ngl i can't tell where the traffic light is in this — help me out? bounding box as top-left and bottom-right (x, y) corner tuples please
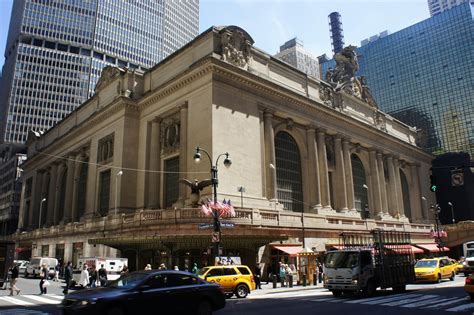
(430, 175), (438, 192)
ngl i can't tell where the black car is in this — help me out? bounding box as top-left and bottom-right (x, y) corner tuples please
(62, 270), (226, 315)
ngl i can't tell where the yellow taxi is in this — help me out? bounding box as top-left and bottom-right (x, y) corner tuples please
(465, 273), (474, 300)
(456, 258), (466, 274)
(198, 265), (256, 298)
(415, 257), (456, 283)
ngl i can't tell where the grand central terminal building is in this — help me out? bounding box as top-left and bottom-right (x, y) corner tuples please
(15, 26), (437, 273)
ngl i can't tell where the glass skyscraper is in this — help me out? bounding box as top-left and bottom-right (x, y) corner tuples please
(322, 3), (474, 156)
(0, 0), (199, 145)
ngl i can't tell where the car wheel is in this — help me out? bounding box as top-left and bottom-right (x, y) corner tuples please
(196, 300), (212, 315)
(392, 285), (406, 293)
(450, 272), (455, 281)
(107, 307), (124, 315)
(235, 284), (249, 298)
(437, 274), (441, 283)
(331, 290), (343, 297)
(225, 293), (233, 299)
(363, 280), (376, 298)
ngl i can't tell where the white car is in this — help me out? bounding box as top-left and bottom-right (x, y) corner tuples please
(14, 260), (29, 275)
(25, 257), (58, 278)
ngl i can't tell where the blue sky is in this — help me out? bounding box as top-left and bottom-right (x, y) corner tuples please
(0, 0), (429, 69)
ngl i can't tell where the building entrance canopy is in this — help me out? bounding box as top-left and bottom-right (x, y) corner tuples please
(415, 243), (450, 252)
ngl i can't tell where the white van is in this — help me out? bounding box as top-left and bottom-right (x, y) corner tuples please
(25, 257), (58, 278)
(72, 257), (128, 285)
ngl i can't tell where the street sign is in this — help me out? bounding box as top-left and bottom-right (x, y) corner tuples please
(220, 222), (235, 229)
(198, 223), (213, 230)
(451, 172), (464, 187)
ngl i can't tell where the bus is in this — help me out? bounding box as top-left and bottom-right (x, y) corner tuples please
(463, 241), (474, 276)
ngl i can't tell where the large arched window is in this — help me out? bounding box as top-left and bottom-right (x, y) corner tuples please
(275, 132), (303, 212)
(57, 169), (67, 224)
(400, 170), (412, 219)
(75, 161), (88, 221)
(351, 154), (368, 212)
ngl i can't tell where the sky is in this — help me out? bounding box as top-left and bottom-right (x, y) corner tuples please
(0, 0), (430, 69)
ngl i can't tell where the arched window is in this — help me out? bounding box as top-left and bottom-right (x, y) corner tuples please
(75, 161), (88, 221)
(351, 154), (368, 212)
(275, 132), (303, 212)
(400, 170), (412, 219)
(57, 168), (67, 223)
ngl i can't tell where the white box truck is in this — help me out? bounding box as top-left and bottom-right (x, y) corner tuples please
(72, 257), (128, 286)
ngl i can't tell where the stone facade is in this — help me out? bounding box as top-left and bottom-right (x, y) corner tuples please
(15, 26), (436, 272)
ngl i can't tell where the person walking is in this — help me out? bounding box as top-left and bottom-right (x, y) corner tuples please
(53, 263), (60, 282)
(98, 264), (107, 287)
(144, 264), (152, 270)
(121, 265), (129, 276)
(39, 263), (49, 294)
(9, 264), (20, 296)
(191, 263), (198, 274)
(89, 266), (98, 288)
(79, 264), (89, 288)
(173, 266), (179, 271)
(63, 262), (73, 294)
(254, 264), (262, 289)
(317, 262), (323, 284)
(279, 263), (286, 287)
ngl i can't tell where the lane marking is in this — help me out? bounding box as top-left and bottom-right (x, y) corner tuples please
(362, 294), (422, 305)
(401, 297), (452, 308)
(382, 295), (438, 307)
(445, 303), (474, 312)
(345, 293), (406, 304)
(22, 295), (62, 304)
(0, 296), (35, 306)
(423, 297), (470, 309)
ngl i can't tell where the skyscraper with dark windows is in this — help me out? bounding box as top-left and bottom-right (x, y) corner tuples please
(0, 0), (199, 146)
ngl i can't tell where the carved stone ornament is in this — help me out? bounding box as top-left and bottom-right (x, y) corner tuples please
(94, 66), (126, 93)
(97, 133), (114, 163)
(374, 111), (387, 132)
(161, 116), (180, 155)
(219, 26), (254, 69)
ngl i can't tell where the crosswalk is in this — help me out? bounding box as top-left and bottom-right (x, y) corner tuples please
(0, 293), (63, 307)
(249, 290), (474, 313)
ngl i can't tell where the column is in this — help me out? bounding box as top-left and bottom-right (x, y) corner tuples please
(334, 136), (348, 211)
(394, 158), (405, 217)
(386, 156), (399, 217)
(53, 163), (65, 225)
(306, 128), (321, 209)
(71, 155), (82, 222)
(410, 164), (423, 221)
(29, 172), (40, 227)
(46, 163), (58, 226)
(264, 111), (277, 200)
(177, 102), (188, 207)
(85, 143), (98, 219)
(148, 118), (162, 208)
(39, 171), (49, 227)
(377, 152), (389, 215)
(317, 130), (331, 208)
(17, 178), (28, 230)
(342, 139), (355, 211)
(63, 156), (75, 223)
(369, 150), (382, 216)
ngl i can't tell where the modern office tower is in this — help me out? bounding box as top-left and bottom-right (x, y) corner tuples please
(0, 0), (199, 146)
(322, 3), (474, 156)
(328, 12), (344, 54)
(428, 0), (474, 16)
(360, 30), (390, 47)
(274, 38), (320, 78)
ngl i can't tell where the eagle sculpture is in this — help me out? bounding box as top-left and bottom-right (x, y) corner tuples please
(179, 178), (212, 206)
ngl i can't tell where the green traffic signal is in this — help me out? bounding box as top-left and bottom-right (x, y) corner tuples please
(430, 185), (437, 192)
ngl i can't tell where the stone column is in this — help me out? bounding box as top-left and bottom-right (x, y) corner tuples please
(85, 143), (98, 219)
(342, 139), (355, 211)
(317, 130), (331, 208)
(386, 156), (399, 217)
(148, 118), (162, 208)
(264, 111), (277, 201)
(376, 152), (389, 215)
(29, 171), (41, 227)
(369, 150), (382, 217)
(410, 164), (423, 221)
(63, 156), (75, 223)
(306, 128), (321, 210)
(334, 136), (348, 211)
(39, 171), (49, 227)
(53, 163), (65, 225)
(394, 158), (405, 217)
(176, 102), (188, 207)
(46, 163), (58, 226)
(70, 155), (82, 222)
(17, 178), (28, 230)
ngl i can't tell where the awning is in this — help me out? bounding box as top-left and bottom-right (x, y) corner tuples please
(272, 245), (303, 257)
(385, 245), (424, 254)
(415, 243), (450, 252)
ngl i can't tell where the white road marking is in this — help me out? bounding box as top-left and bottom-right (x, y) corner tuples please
(423, 297), (470, 309)
(445, 303), (474, 312)
(401, 297), (450, 308)
(345, 293), (405, 304)
(0, 296), (35, 306)
(382, 295), (438, 307)
(22, 294), (62, 304)
(362, 294), (422, 305)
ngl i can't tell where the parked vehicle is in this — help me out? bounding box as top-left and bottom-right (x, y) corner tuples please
(463, 241), (474, 276)
(198, 265), (256, 298)
(72, 257), (128, 286)
(456, 257), (466, 274)
(465, 274), (474, 300)
(324, 229), (415, 297)
(0, 241), (15, 287)
(415, 257), (455, 283)
(62, 270), (226, 315)
(14, 260), (29, 275)
(25, 257), (58, 278)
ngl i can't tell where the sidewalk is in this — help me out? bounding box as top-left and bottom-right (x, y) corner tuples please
(251, 280), (326, 295)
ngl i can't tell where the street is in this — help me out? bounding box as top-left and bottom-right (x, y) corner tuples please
(0, 275), (472, 314)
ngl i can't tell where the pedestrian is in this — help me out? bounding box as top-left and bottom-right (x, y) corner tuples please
(79, 264), (89, 288)
(89, 266), (98, 288)
(318, 262), (323, 284)
(191, 263), (198, 274)
(144, 264), (152, 270)
(121, 265), (129, 276)
(63, 262), (73, 294)
(254, 264), (262, 289)
(53, 263), (60, 282)
(284, 264), (292, 286)
(39, 263), (49, 294)
(98, 264), (107, 287)
(174, 266), (179, 271)
(9, 264), (20, 296)
(159, 263), (167, 270)
(279, 263), (286, 287)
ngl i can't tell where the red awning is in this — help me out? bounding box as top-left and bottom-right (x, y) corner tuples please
(384, 245), (424, 254)
(272, 245), (303, 257)
(415, 243), (450, 252)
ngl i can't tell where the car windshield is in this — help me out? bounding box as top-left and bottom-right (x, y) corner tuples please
(415, 260), (438, 268)
(325, 251), (359, 269)
(466, 250), (474, 258)
(30, 258), (40, 265)
(107, 273), (147, 289)
(197, 267), (210, 276)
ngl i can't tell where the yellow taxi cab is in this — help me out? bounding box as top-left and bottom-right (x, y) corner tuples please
(456, 257), (466, 274)
(415, 257), (456, 283)
(465, 273), (474, 300)
(198, 265), (256, 298)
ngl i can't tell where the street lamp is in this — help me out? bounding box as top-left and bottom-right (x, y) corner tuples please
(362, 184), (369, 220)
(430, 204), (442, 253)
(39, 198), (46, 228)
(193, 146), (231, 261)
(115, 170), (123, 215)
(448, 201), (455, 224)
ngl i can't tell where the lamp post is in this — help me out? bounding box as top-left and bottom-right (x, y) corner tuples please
(362, 184), (369, 220)
(448, 201), (455, 224)
(115, 170), (123, 216)
(193, 146), (231, 261)
(430, 204), (442, 253)
(39, 198), (46, 228)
